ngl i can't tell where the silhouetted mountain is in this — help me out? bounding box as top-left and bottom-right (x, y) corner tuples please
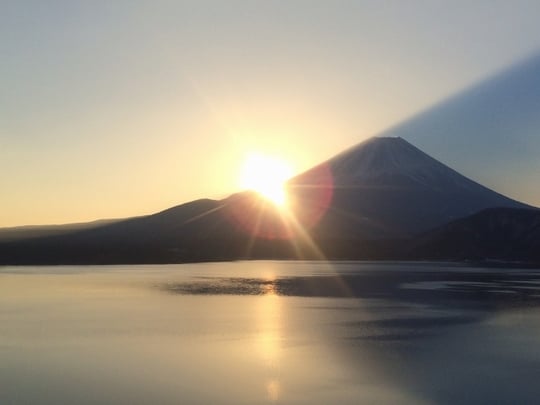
(410, 208), (540, 263)
(289, 137), (529, 238)
(0, 195), (301, 264)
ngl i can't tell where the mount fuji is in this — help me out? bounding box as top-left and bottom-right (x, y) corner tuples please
(289, 136), (529, 239)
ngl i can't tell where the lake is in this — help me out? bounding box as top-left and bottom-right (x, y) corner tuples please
(2, 261), (540, 404)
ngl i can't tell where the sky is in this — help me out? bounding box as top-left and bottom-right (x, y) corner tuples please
(2, 0), (540, 227)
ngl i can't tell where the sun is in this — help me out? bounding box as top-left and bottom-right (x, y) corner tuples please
(239, 153), (293, 206)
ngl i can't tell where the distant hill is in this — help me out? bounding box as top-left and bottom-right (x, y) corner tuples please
(410, 208), (540, 263)
(0, 219), (122, 242)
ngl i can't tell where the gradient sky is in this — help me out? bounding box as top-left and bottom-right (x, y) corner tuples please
(2, 0), (540, 227)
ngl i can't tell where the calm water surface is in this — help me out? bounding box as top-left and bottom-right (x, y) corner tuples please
(2, 261), (540, 404)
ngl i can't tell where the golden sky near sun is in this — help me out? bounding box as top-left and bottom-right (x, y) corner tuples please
(2, 1), (540, 226)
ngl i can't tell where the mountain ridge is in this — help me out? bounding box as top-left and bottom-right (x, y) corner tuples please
(1, 136), (536, 265)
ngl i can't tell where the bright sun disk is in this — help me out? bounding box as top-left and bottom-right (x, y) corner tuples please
(239, 153), (293, 206)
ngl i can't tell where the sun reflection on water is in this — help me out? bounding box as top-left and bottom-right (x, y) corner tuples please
(256, 277), (282, 401)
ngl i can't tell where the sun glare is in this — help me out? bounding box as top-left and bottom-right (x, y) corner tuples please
(239, 153), (293, 206)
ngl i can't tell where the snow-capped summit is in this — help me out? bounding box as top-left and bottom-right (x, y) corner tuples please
(326, 136), (495, 191)
(289, 136), (530, 237)
(328, 137), (470, 188)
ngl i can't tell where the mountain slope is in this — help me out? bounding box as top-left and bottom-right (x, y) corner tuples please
(0, 195), (300, 264)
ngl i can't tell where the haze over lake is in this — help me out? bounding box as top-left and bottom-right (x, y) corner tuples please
(2, 261), (540, 404)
